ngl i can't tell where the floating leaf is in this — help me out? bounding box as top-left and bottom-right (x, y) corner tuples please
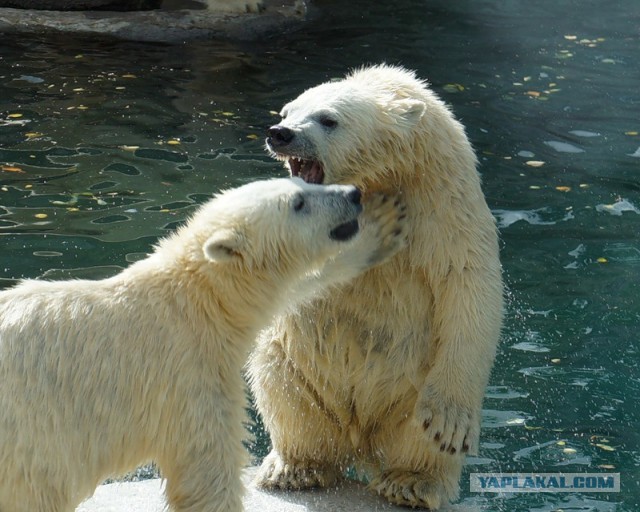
(556, 440), (566, 446)
(597, 257), (608, 263)
(269, 110), (279, 116)
(625, 131), (638, 136)
(526, 91), (541, 98)
(7, 113), (23, 118)
(564, 34), (577, 40)
(167, 140), (181, 145)
(526, 160), (546, 167)
(25, 132), (43, 138)
(73, 88), (85, 92)
(121, 74), (137, 79)
(556, 186), (571, 192)
(563, 448), (577, 454)
(34, 213), (48, 219)
(551, 358), (561, 363)
(221, 111), (235, 117)
(2, 165), (25, 173)
(246, 134), (259, 140)
(595, 443), (615, 451)
(443, 83), (465, 93)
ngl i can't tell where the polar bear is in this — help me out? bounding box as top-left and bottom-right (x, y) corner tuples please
(248, 65), (504, 509)
(0, 177), (406, 512)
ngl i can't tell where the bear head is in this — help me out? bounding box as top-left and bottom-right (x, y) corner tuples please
(266, 64), (436, 190)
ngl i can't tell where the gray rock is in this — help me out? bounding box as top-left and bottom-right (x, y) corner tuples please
(0, 0), (305, 42)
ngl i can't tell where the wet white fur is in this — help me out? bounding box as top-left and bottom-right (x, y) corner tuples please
(249, 64), (504, 509)
(0, 177), (388, 512)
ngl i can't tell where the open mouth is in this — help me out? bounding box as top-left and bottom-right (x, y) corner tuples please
(329, 218), (359, 241)
(288, 157), (325, 184)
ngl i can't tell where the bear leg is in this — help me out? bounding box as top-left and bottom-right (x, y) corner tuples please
(248, 336), (352, 491)
(368, 418), (463, 509)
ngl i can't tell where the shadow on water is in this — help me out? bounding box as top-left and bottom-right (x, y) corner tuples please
(1, 0), (639, 509)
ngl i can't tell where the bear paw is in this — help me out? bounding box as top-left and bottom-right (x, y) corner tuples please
(254, 450), (339, 490)
(370, 469), (443, 509)
(414, 385), (480, 455)
(360, 192), (408, 267)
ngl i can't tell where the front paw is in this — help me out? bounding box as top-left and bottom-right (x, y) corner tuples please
(360, 192), (408, 267)
(254, 450), (339, 490)
(414, 386), (480, 455)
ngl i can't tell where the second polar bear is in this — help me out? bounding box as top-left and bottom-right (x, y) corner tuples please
(248, 65), (504, 509)
(0, 177), (406, 512)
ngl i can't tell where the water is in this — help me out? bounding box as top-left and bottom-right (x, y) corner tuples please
(1, 0), (639, 510)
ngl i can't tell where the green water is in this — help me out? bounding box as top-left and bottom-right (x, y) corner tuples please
(1, 0), (639, 510)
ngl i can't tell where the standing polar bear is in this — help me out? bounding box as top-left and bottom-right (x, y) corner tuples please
(248, 65), (504, 509)
(0, 177), (406, 512)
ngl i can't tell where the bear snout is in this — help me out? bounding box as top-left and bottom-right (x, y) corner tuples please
(267, 125), (295, 148)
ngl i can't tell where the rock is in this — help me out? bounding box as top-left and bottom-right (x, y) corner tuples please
(0, 0), (306, 42)
(0, 0), (161, 11)
(76, 467), (408, 512)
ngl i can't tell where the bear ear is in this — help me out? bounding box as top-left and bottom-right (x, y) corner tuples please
(203, 228), (246, 263)
(392, 98), (426, 127)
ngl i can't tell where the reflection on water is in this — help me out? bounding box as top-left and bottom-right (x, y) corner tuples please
(1, 0), (639, 509)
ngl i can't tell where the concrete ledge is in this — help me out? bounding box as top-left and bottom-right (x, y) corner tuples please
(0, 0), (306, 42)
(76, 467), (409, 512)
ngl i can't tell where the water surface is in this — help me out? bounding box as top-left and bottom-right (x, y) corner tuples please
(1, 1), (639, 510)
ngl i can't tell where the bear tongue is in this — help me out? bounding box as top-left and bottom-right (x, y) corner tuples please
(301, 159), (324, 184)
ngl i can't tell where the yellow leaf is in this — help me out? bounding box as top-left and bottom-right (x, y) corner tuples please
(221, 112), (235, 117)
(443, 83), (465, 93)
(556, 186), (571, 192)
(2, 165), (25, 173)
(121, 74), (137, 79)
(526, 91), (541, 97)
(597, 257), (608, 264)
(563, 448), (577, 454)
(526, 160), (545, 167)
(7, 113), (23, 118)
(551, 358), (561, 363)
(34, 213), (48, 219)
(556, 441), (566, 446)
(595, 443), (615, 451)
(25, 132), (43, 138)
(246, 134), (259, 140)
(564, 34), (577, 40)
(625, 131), (638, 136)
(167, 140), (181, 145)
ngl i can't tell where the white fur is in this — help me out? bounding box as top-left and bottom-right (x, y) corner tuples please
(249, 64), (504, 509)
(0, 177), (403, 512)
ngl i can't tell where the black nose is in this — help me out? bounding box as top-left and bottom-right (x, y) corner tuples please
(267, 125), (294, 147)
(348, 187), (362, 205)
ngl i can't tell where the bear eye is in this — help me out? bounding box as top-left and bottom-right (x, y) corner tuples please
(319, 115), (338, 129)
(292, 194), (305, 212)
